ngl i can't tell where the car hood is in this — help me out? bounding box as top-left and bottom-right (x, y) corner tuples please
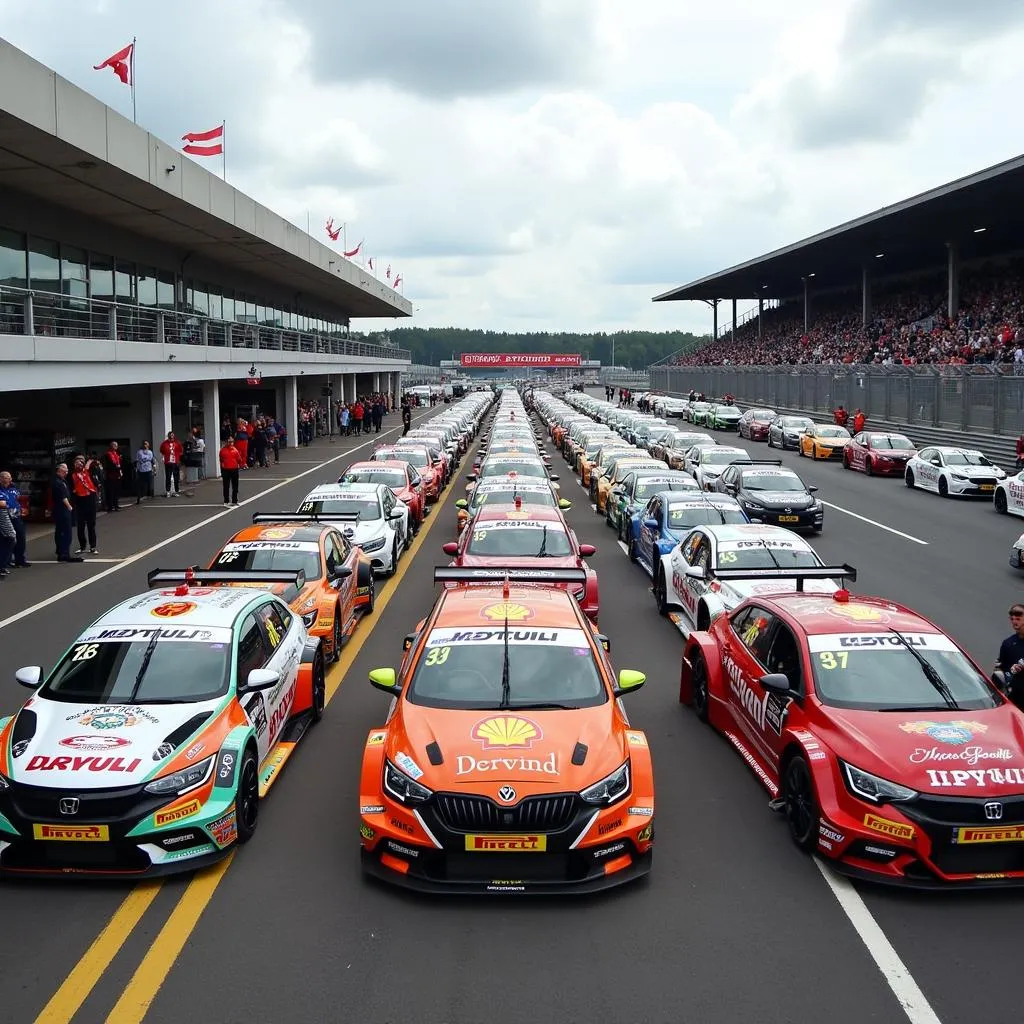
(870, 449), (914, 460)
(7, 697), (224, 788)
(389, 704), (627, 793)
(814, 438), (849, 447)
(344, 519), (390, 543)
(943, 465), (1000, 478)
(745, 491), (814, 507)
(822, 705), (1024, 795)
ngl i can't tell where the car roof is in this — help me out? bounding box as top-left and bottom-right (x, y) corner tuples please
(698, 523), (810, 545)
(93, 586), (266, 636)
(658, 491), (740, 507)
(927, 446), (983, 455)
(753, 592), (941, 638)
(304, 482), (383, 498)
(432, 584), (583, 631)
(225, 524), (327, 546)
(472, 504), (564, 524)
(346, 460), (408, 471)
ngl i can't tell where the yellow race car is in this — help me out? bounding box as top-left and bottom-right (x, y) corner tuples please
(799, 424), (852, 460)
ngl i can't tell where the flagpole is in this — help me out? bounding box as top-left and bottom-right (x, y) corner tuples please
(130, 36), (137, 123)
(221, 120), (226, 181)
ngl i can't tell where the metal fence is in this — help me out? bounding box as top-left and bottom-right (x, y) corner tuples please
(600, 368), (651, 388)
(649, 363), (1024, 439)
(0, 285), (411, 363)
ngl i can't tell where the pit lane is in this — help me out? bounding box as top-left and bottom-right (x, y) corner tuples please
(0, 391), (1015, 1024)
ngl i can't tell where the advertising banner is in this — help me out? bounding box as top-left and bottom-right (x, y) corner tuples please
(459, 353), (582, 368)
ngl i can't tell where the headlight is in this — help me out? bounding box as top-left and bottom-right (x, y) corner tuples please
(302, 611), (317, 627)
(362, 535), (387, 552)
(383, 759), (432, 805)
(0, 772), (9, 791)
(841, 761), (916, 804)
(950, 473), (968, 481)
(580, 761), (631, 806)
(742, 499), (764, 510)
(144, 755), (215, 796)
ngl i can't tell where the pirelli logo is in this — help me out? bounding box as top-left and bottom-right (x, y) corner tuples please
(32, 823), (109, 842)
(464, 834), (547, 853)
(955, 824), (1024, 845)
(154, 798), (202, 828)
(862, 813), (915, 842)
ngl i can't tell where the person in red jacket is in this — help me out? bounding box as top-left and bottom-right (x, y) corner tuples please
(70, 455), (99, 554)
(1016, 432), (1024, 472)
(159, 431), (184, 497)
(220, 437), (243, 505)
(234, 419), (249, 468)
(853, 408), (866, 434)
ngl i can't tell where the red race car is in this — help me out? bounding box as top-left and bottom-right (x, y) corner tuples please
(679, 565), (1024, 887)
(842, 431), (916, 476)
(737, 408), (776, 441)
(440, 504), (599, 622)
(341, 460), (427, 535)
(373, 443), (447, 501)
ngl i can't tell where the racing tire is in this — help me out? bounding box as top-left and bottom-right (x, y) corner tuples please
(782, 755), (820, 853)
(310, 648), (326, 723)
(617, 516), (626, 543)
(331, 610), (343, 662)
(655, 571), (669, 616)
(627, 536), (638, 562)
(767, 434), (774, 448)
(866, 457), (874, 476)
(387, 538), (399, 576)
(691, 651), (710, 723)
(905, 469), (914, 488)
(235, 747), (260, 845)
(996, 490), (1008, 515)
(938, 477), (949, 498)
(843, 452), (851, 470)
(364, 572), (376, 613)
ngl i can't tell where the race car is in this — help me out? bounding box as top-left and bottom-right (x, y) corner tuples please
(341, 460), (427, 533)
(737, 408), (776, 441)
(581, 443), (635, 489)
(678, 575), (1024, 887)
(684, 445), (751, 490)
(298, 483), (408, 575)
(843, 431), (917, 475)
(662, 433), (716, 471)
(714, 462), (823, 533)
(469, 455), (556, 491)
(904, 446), (1006, 498)
(626, 492), (747, 574)
(652, 523), (839, 630)
(706, 403), (742, 430)
(455, 476), (571, 534)
(441, 504), (599, 621)
(687, 401), (712, 426)
(0, 568), (326, 877)
(767, 416), (814, 451)
(594, 455), (664, 514)
(994, 471), (1024, 518)
(358, 567), (654, 894)
(799, 424), (851, 461)
(208, 516), (375, 661)
(605, 469), (698, 540)
(373, 443), (446, 499)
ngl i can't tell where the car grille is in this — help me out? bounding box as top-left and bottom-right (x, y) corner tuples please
(433, 793), (579, 832)
(904, 794), (1024, 826)
(2, 840), (151, 873)
(9, 782), (167, 824)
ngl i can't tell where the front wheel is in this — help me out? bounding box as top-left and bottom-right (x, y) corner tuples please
(331, 611), (343, 662)
(627, 536), (638, 562)
(387, 537), (399, 576)
(655, 572), (669, 616)
(905, 469), (915, 489)
(783, 755), (819, 852)
(691, 651), (710, 723)
(938, 477), (949, 498)
(996, 490), (1008, 514)
(235, 748), (260, 845)
(310, 649), (326, 723)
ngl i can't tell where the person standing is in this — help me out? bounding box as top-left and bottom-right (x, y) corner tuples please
(853, 408), (866, 434)
(401, 398), (412, 436)
(0, 495), (15, 579)
(352, 399), (364, 436)
(160, 430), (183, 497)
(102, 441), (122, 512)
(234, 419), (249, 467)
(191, 426), (207, 481)
(372, 398), (384, 433)
(71, 455), (98, 554)
(252, 418), (268, 469)
(0, 470), (29, 567)
(135, 441), (155, 502)
(52, 463), (80, 563)
(265, 419), (279, 464)
(339, 403), (350, 437)
(996, 604), (1024, 709)
(220, 436), (242, 506)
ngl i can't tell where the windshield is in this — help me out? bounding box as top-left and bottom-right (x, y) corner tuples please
(652, 429), (677, 443)
(472, 488), (554, 509)
(466, 524), (572, 557)
(668, 505), (747, 527)
(690, 403), (709, 412)
(749, 410), (774, 420)
(716, 545), (820, 570)
(634, 478), (694, 499)
(808, 635), (998, 711)
(42, 637), (230, 704)
(379, 449), (429, 468)
(213, 545), (321, 580)
(782, 418), (813, 429)
(299, 497), (381, 520)
(342, 469), (407, 488)
(481, 461), (546, 478)
(408, 627), (606, 709)
(742, 473), (805, 492)
(717, 405), (741, 415)
(943, 451), (991, 466)
(869, 435), (914, 450)
(703, 450), (747, 465)
(817, 427), (850, 439)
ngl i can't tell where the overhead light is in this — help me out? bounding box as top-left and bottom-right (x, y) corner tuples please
(807, 272), (816, 278)
(874, 253), (885, 258)
(974, 227), (987, 234)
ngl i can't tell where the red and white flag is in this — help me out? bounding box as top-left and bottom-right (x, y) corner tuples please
(386, 265), (392, 280)
(344, 239), (363, 258)
(394, 275), (402, 289)
(182, 124), (224, 157)
(368, 257), (375, 271)
(325, 218), (342, 241)
(94, 42), (134, 85)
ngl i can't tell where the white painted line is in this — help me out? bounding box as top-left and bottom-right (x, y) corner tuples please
(818, 501), (929, 546)
(814, 860), (942, 1024)
(617, 540), (628, 554)
(0, 413), (436, 633)
(30, 559), (125, 564)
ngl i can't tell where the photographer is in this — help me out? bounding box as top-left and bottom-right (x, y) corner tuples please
(995, 604), (1024, 709)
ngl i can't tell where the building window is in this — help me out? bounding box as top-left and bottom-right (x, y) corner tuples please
(0, 228), (26, 288)
(90, 253), (114, 302)
(157, 270), (174, 310)
(114, 260), (136, 303)
(137, 265), (157, 307)
(62, 245), (88, 302)
(28, 237), (60, 294)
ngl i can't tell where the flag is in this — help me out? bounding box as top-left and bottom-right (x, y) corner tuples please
(368, 257), (375, 271)
(94, 42), (134, 85)
(182, 124), (224, 157)
(325, 218), (341, 242)
(394, 275), (402, 289)
(386, 265), (392, 280)
(344, 239), (363, 258)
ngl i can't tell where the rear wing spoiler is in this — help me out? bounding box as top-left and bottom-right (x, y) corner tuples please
(251, 511), (359, 524)
(691, 563), (857, 591)
(433, 567), (588, 587)
(147, 568), (306, 589)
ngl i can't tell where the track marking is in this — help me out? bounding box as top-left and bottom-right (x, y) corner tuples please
(617, 540), (629, 554)
(31, 883), (163, 1024)
(818, 500), (929, 545)
(814, 861), (942, 1024)
(30, 558), (125, 564)
(0, 410), (437, 634)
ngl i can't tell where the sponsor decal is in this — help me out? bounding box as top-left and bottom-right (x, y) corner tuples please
(32, 823), (110, 841)
(592, 842), (627, 859)
(863, 845), (897, 857)
(260, 528), (296, 540)
(480, 601), (535, 623)
(67, 705), (159, 729)
(598, 818), (622, 836)
(185, 742), (205, 761)
(487, 883), (527, 892)
(910, 745), (1012, 766)
(819, 839), (833, 851)
(261, 746), (289, 789)
(58, 735), (130, 751)
(386, 840), (420, 858)
(465, 834), (547, 852)
(637, 824), (653, 842)
(395, 752), (424, 780)
(366, 733), (386, 746)
(826, 603), (886, 623)
(390, 817), (415, 835)
(628, 806), (653, 817)
(26, 754), (142, 773)
(723, 656), (790, 735)
(87, 627), (222, 643)
(954, 825), (1024, 845)
(360, 804), (385, 814)
(809, 751), (827, 761)
(923, 766), (1024, 788)
(900, 720), (988, 745)
(819, 823), (845, 844)
(472, 715), (542, 750)
(360, 823), (376, 841)
(215, 750), (236, 786)
(456, 753), (558, 776)
(863, 813), (915, 841)
(154, 798), (202, 828)
(975, 873), (1008, 879)
(267, 679), (297, 739)
(461, 352), (581, 368)
(150, 601), (198, 618)
(626, 732), (647, 747)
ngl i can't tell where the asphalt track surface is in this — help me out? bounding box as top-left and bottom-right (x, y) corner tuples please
(1, 391), (1022, 1024)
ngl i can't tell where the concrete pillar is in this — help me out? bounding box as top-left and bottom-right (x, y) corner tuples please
(283, 376), (299, 449)
(202, 379), (221, 479)
(946, 242), (959, 317)
(731, 298), (737, 343)
(150, 381), (172, 451)
(802, 278), (810, 333)
(712, 300), (718, 339)
(392, 372), (402, 410)
(344, 373), (356, 404)
(274, 379), (286, 428)
(862, 267), (872, 326)
(372, 372), (380, 394)
(758, 297), (763, 340)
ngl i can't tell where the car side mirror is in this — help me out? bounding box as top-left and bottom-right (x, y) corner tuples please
(389, 510), (404, 520)
(579, 543), (596, 557)
(808, 485), (818, 493)
(15, 666), (42, 689)
(931, 459), (941, 466)
(455, 498), (468, 509)
(759, 673), (791, 694)
(684, 565), (707, 580)
(548, 473), (559, 481)
(331, 565), (354, 581)
(369, 667), (399, 693)
(442, 542), (459, 555)
(644, 517), (658, 530)
(242, 668), (280, 693)
(466, 473), (477, 481)
(558, 498), (572, 509)
(614, 669), (646, 697)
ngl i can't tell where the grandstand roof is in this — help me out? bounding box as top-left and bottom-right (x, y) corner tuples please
(653, 152), (1024, 303)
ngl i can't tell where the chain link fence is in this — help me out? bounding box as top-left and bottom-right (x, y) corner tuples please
(648, 364), (1024, 439)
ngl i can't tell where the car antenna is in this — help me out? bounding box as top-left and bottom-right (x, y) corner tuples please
(500, 575), (512, 709)
(696, 487), (727, 525)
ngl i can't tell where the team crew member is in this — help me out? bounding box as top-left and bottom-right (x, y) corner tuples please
(402, 399), (412, 436)
(135, 441), (155, 502)
(102, 441), (122, 512)
(70, 455), (98, 554)
(219, 436), (243, 506)
(0, 471), (29, 566)
(52, 464), (80, 563)
(853, 408), (866, 433)
(996, 605), (1024, 709)
(160, 430), (184, 497)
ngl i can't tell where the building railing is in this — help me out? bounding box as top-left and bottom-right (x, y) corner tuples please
(0, 286), (411, 363)
(648, 362), (1024, 438)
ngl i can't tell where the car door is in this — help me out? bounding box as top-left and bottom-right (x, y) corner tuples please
(236, 611), (274, 763)
(672, 529), (710, 622)
(256, 600), (301, 746)
(326, 531), (357, 630)
(638, 496), (661, 565)
(717, 465), (738, 497)
(915, 448), (939, 491)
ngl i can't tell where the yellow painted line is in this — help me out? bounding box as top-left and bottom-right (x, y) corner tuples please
(32, 882), (163, 1024)
(103, 854), (235, 1024)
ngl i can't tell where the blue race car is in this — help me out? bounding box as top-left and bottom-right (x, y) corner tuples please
(626, 490), (748, 576)
(607, 469), (698, 540)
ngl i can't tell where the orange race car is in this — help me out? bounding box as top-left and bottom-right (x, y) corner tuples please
(358, 567), (655, 894)
(207, 514), (375, 662)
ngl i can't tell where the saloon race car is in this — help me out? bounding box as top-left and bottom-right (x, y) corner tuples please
(679, 577), (1024, 887)
(798, 424), (851, 461)
(714, 463), (823, 533)
(738, 408), (777, 442)
(0, 569), (326, 877)
(843, 432), (917, 475)
(904, 446), (1006, 498)
(605, 469), (698, 539)
(684, 445), (751, 491)
(767, 416), (814, 451)
(455, 477), (570, 534)
(358, 568), (654, 894)
(342, 460), (428, 533)
(373, 443), (446, 500)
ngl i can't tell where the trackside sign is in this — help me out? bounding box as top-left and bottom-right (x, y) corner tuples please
(460, 354), (581, 368)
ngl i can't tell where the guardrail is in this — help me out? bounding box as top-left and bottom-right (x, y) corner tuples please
(0, 285), (411, 363)
(600, 369), (650, 388)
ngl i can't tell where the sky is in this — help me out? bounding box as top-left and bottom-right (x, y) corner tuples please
(3, 0), (1024, 336)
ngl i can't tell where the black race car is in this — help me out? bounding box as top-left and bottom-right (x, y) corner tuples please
(713, 460), (823, 533)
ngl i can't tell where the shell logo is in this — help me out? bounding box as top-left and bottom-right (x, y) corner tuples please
(827, 603), (884, 623)
(472, 715), (543, 750)
(481, 602), (534, 622)
(261, 528), (295, 540)
(150, 601), (197, 618)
